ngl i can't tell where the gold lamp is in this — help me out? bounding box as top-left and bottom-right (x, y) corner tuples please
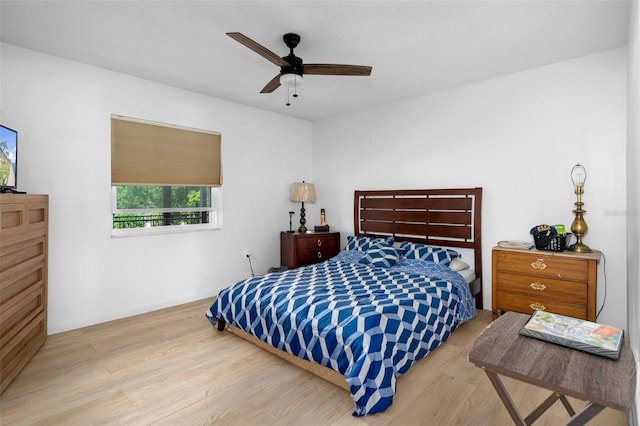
(568, 163), (592, 253)
(290, 181), (316, 233)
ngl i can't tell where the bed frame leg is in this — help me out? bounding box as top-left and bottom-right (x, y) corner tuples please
(469, 277), (483, 310)
(476, 292), (483, 310)
(217, 319), (226, 331)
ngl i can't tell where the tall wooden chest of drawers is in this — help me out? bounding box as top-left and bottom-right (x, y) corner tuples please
(0, 194), (48, 394)
(280, 232), (340, 269)
(492, 246), (600, 321)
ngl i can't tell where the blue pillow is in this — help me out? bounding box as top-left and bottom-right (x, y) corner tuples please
(399, 241), (461, 265)
(345, 235), (394, 251)
(358, 244), (400, 268)
(332, 250), (365, 264)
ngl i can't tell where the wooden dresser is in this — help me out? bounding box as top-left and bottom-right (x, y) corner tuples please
(0, 194), (48, 394)
(280, 232), (340, 269)
(492, 246), (600, 321)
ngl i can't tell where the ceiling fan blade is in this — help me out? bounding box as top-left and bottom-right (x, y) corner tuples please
(260, 74), (282, 93)
(303, 64), (372, 76)
(226, 32), (290, 67)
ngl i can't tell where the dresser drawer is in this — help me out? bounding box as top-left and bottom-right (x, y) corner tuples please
(1, 283), (46, 345)
(495, 272), (587, 304)
(494, 251), (588, 281)
(495, 291), (587, 319)
(0, 310), (46, 393)
(0, 283), (47, 394)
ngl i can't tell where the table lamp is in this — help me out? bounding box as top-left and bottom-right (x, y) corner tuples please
(290, 181), (315, 233)
(568, 163), (592, 253)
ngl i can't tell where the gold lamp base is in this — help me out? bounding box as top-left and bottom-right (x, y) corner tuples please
(568, 242), (592, 253)
(568, 193), (592, 253)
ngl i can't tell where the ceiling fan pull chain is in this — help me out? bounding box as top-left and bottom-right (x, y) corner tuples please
(293, 77), (298, 98)
(286, 86), (291, 106)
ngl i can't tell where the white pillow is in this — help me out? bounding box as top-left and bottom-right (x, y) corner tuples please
(449, 258), (470, 271)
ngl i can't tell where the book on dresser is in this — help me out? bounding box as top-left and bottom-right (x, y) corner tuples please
(519, 310), (623, 360)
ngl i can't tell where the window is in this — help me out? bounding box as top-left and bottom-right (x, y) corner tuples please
(112, 185), (221, 233)
(111, 116), (222, 236)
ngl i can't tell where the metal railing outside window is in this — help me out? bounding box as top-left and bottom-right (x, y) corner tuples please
(112, 185), (221, 235)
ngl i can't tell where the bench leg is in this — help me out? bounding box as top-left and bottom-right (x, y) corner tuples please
(484, 369), (527, 425)
(565, 402), (605, 425)
(484, 369), (605, 426)
(558, 394), (575, 416)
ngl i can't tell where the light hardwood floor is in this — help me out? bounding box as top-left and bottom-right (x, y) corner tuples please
(0, 299), (629, 425)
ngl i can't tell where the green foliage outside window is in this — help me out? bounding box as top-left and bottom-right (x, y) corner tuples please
(113, 185), (212, 229)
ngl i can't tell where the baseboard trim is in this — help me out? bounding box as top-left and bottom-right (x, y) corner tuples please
(47, 291), (216, 334)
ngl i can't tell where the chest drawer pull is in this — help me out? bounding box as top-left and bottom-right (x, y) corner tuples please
(317, 239), (322, 246)
(529, 302), (547, 311)
(317, 252), (323, 259)
(530, 282), (547, 291)
(530, 259), (547, 270)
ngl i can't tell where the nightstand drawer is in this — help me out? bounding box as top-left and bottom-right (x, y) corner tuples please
(495, 291), (587, 319)
(296, 235), (339, 251)
(495, 272), (587, 304)
(494, 251), (588, 281)
(297, 248), (333, 264)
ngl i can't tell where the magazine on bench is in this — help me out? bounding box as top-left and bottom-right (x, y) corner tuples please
(519, 310), (623, 360)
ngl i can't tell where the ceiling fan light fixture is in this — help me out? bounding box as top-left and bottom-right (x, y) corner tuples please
(279, 73), (303, 88)
(227, 32), (372, 99)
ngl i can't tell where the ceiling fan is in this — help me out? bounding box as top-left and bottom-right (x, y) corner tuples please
(227, 32), (372, 102)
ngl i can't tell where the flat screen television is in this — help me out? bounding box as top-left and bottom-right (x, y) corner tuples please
(0, 124), (19, 192)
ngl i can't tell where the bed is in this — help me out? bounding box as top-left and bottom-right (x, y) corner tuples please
(206, 187), (483, 416)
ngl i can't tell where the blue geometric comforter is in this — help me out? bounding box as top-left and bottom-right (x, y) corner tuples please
(206, 258), (475, 416)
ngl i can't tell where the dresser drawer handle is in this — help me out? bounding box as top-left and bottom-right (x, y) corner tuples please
(530, 259), (547, 270)
(317, 252), (323, 259)
(530, 282), (547, 291)
(529, 302), (547, 311)
(317, 239), (322, 246)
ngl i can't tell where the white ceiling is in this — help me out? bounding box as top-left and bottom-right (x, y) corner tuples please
(0, 1), (631, 121)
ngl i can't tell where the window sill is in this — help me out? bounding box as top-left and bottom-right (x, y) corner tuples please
(111, 223), (221, 238)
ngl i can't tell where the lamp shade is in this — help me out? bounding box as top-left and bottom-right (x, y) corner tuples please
(290, 182), (316, 203)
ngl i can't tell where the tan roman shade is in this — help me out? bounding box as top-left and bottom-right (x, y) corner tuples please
(111, 116), (222, 186)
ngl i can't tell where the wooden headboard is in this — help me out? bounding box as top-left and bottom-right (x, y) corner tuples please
(354, 187), (483, 309)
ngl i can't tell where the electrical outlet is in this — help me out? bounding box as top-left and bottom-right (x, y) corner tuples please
(243, 249), (251, 257)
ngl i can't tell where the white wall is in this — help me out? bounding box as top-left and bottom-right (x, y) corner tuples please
(312, 48), (628, 329)
(1, 43), (313, 333)
(626, 1), (639, 422)
(0, 42), (631, 335)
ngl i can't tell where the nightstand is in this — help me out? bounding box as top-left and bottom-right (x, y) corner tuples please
(280, 232), (340, 269)
(492, 246), (601, 321)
